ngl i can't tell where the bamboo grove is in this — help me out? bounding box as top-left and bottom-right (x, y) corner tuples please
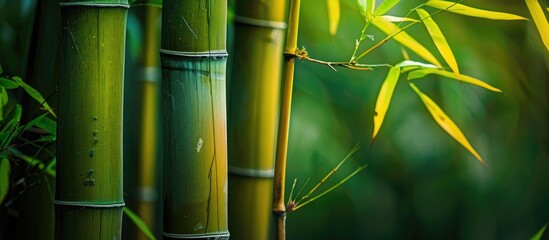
(1, 0), (548, 239)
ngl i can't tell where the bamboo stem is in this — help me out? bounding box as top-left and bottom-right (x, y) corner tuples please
(272, 0), (301, 239)
(227, 0), (286, 239)
(55, 0), (128, 239)
(161, 1), (229, 239)
(135, 5), (161, 240)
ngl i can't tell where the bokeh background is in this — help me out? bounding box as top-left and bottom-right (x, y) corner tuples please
(0, 0), (548, 239)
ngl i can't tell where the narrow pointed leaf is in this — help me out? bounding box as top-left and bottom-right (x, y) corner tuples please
(530, 223), (547, 240)
(367, 0), (376, 15)
(526, 0), (549, 53)
(12, 77), (56, 118)
(0, 78), (19, 89)
(416, 8), (460, 78)
(425, 1), (527, 20)
(327, 0), (340, 36)
(0, 157), (9, 204)
(380, 15), (418, 22)
(372, 66), (400, 140)
(123, 207), (157, 240)
(407, 68), (502, 92)
(409, 83), (486, 165)
(357, 0), (367, 17)
(375, 0), (399, 16)
(397, 60), (440, 72)
(372, 17), (442, 66)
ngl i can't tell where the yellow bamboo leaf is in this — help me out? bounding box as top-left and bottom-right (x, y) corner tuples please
(372, 66), (400, 140)
(425, 1), (527, 20)
(526, 0), (549, 53)
(372, 17), (442, 67)
(409, 83), (486, 165)
(375, 0), (400, 16)
(327, 0), (340, 36)
(416, 8), (460, 78)
(380, 15), (418, 22)
(407, 68), (502, 92)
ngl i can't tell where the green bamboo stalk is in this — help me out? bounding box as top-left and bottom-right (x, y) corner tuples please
(160, 0), (229, 239)
(272, 0), (300, 239)
(227, 0), (286, 239)
(134, 4), (161, 240)
(55, 0), (128, 239)
(15, 0), (61, 239)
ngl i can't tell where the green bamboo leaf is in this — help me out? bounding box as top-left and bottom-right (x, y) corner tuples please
(372, 66), (400, 140)
(407, 68), (502, 92)
(409, 83), (486, 165)
(1, 87), (8, 107)
(34, 115), (56, 135)
(0, 77), (19, 89)
(379, 15), (418, 22)
(372, 17), (442, 66)
(416, 8), (460, 78)
(123, 207), (157, 240)
(0, 105), (22, 149)
(530, 223), (547, 240)
(375, 0), (399, 16)
(356, 0), (376, 17)
(526, 0), (549, 53)
(12, 77), (56, 118)
(0, 157), (9, 204)
(327, 0), (340, 36)
(425, 1), (528, 20)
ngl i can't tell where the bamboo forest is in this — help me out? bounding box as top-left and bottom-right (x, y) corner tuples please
(1, 0), (549, 239)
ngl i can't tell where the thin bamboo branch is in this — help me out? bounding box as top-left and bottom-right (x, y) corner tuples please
(272, 0), (301, 239)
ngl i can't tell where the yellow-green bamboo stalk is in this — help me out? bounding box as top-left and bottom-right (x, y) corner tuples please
(227, 0), (286, 239)
(160, 0), (229, 239)
(56, 0), (128, 239)
(272, 0), (300, 239)
(134, 4), (161, 240)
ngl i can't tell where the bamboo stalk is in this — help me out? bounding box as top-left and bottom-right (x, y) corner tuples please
(55, 0), (128, 239)
(15, 0), (60, 239)
(134, 5), (161, 240)
(272, 0), (301, 239)
(160, 0), (229, 239)
(227, 0), (286, 239)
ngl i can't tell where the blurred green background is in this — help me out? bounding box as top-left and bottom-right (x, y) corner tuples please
(0, 0), (548, 239)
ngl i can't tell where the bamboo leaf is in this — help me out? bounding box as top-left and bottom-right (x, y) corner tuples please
(0, 78), (19, 89)
(327, 0), (340, 36)
(0, 65), (2, 75)
(357, 0), (376, 17)
(372, 17), (442, 66)
(372, 66), (400, 140)
(0, 157), (9, 204)
(416, 8), (460, 78)
(409, 83), (486, 165)
(123, 207), (157, 240)
(1, 87), (7, 107)
(375, 0), (399, 16)
(425, 1), (528, 20)
(530, 223), (547, 240)
(379, 15), (418, 22)
(396, 60), (440, 71)
(34, 114), (56, 135)
(12, 77), (56, 118)
(407, 68), (502, 92)
(367, 0), (376, 15)
(526, 0), (549, 53)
